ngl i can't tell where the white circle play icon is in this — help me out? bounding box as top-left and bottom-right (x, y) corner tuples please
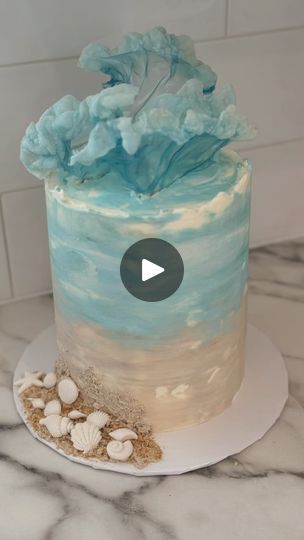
(141, 258), (165, 282)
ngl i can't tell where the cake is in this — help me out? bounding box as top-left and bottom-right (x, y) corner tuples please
(19, 27), (255, 466)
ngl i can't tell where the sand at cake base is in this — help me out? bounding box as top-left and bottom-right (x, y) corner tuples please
(21, 385), (162, 468)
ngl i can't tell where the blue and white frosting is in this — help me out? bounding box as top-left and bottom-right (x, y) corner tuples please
(20, 27), (254, 348)
(20, 27), (255, 195)
(45, 149), (251, 343)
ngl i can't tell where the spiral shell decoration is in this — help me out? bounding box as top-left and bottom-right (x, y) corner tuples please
(70, 421), (101, 453)
(106, 440), (134, 462)
(39, 415), (73, 438)
(57, 378), (79, 405)
(87, 411), (109, 429)
(109, 428), (138, 442)
(43, 372), (57, 389)
(68, 410), (86, 420)
(27, 397), (45, 409)
(44, 399), (61, 417)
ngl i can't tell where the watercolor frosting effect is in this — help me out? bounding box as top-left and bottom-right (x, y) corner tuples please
(21, 27), (254, 432)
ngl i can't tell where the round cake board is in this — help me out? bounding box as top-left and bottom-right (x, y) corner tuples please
(13, 324), (288, 476)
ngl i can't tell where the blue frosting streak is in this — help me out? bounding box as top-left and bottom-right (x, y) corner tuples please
(46, 151), (251, 345)
(20, 27), (254, 346)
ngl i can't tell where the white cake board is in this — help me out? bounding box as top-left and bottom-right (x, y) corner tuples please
(13, 324), (288, 476)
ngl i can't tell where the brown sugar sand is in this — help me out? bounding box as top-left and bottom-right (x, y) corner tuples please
(21, 384), (162, 468)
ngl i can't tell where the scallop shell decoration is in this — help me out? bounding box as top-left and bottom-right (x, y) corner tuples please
(44, 399), (61, 416)
(43, 372), (57, 389)
(106, 440), (134, 462)
(39, 415), (73, 438)
(27, 398), (45, 409)
(68, 410), (86, 420)
(109, 428), (138, 442)
(70, 421), (101, 453)
(87, 411), (109, 429)
(57, 378), (79, 405)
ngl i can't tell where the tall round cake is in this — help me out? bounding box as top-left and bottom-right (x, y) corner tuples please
(20, 27), (254, 465)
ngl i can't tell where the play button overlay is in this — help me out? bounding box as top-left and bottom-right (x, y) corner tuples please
(120, 238), (184, 302)
(142, 259), (164, 282)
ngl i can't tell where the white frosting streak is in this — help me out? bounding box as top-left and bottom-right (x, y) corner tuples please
(47, 186), (129, 218)
(162, 171), (250, 233)
(163, 205), (209, 233)
(46, 166), (250, 235)
(207, 191), (233, 214)
(234, 173), (250, 194)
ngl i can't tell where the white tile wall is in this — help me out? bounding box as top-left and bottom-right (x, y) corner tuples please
(196, 28), (304, 149)
(0, 61), (102, 193)
(0, 0), (226, 65)
(228, 0), (304, 36)
(1, 188), (51, 297)
(0, 0), (304, 302)
(0, 212), (11, 300)
(247, 140), (304, 247)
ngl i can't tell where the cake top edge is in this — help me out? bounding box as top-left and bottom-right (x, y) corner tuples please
(20, 27), (256, 195)
(45, 149), (252, 220)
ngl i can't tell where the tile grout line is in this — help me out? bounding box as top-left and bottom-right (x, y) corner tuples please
(0, 195), (15, 298)
(234, 136), (304, 153)
(1, 138), (304, 199)
(2, 233), (304, 305)
(225, 0), (230, 37)
(0, 288), (53, 307)
(0, 55), (78, 69)
(0, 25), (304, 69)
(206, 23), (304, 42)
(0, 184), (44, 197)
(250, 230), (304, 250)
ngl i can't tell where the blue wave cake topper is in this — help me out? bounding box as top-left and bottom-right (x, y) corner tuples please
(21, 27), (255, 194)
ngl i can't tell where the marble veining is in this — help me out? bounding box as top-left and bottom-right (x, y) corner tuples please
(0, 238), (304, 539)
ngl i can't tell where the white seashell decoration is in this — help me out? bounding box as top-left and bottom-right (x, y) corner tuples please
(68, 410), (86, 420)
(27, 398), (45, 409)
(106, 440), (133, 462)
(70, 421), (101, 453)
(57, 378), (79, 405)
(109, 428), (138, 442)
(39, 415), (73, 438)
(44, 399), (61, 416)
(87, 411), (109, 429)
(43, 372), (57, 389)
(14, 371), (44, 394)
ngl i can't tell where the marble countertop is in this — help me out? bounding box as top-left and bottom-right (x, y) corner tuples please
(0, 238), (304, 540)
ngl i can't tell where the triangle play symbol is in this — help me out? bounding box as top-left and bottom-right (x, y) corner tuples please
(142, 258), (165, 282)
